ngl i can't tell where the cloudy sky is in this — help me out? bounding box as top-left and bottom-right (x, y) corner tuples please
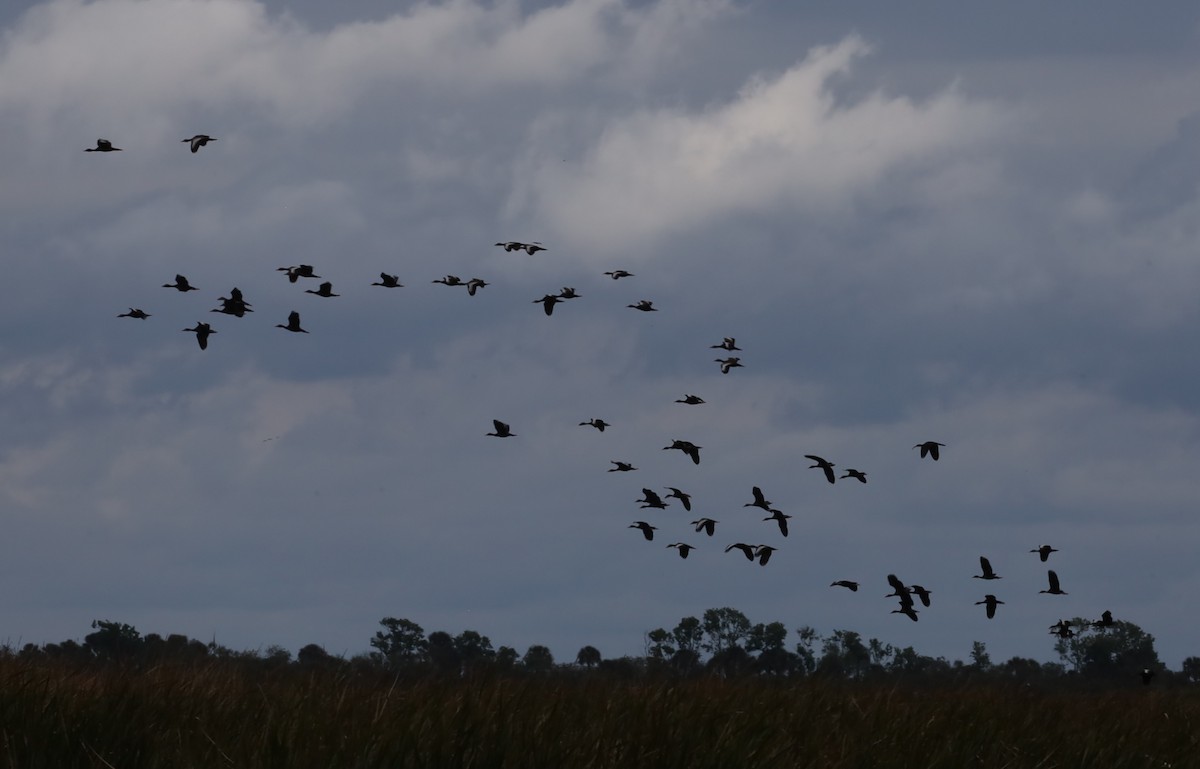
(2, 0), (1200, 667)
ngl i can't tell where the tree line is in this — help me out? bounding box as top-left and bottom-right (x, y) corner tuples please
(9, 610), (1200, 687)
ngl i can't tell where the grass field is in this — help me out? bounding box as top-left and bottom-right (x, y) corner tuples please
(0, 656), (1196, 769)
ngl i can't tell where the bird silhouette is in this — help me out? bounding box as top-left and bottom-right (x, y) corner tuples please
(85, 138), (122, 152)
(163, 274), (198, 292)
(627, 300), (657, 312)
(1092, 610), (1114, 629)
(629, 521), (657, 541)
(579, 419), (609, 432)
(975, 595), (1004, 619)
(557, 287), (580, 299)
(1030, 545), (1059, 562)
(608, 461), (637, 472)
(805, 455), (836, 484)
(534, 294), (562, 316)
(433, 275), (464, 286)
(892, 605), (919, 622)
(755, 545), (777, 565)
(715, 357), (742, 374)
(691, 518), (718, 536)
(182, 322), (215, 350)
(117, 308), (150, 319)
(886, 574), (911, 600)
(495, 241), (545, 255)
(638, 489), (668, 510)
(710, 337), (741, 351)
(763, 510), (791, 537)
(830, 580), (859, 592)
(466, 278), (489, 296)
(663, 439), (701, 465)
(279, 265), (319, 283)
(913, 441), (945, 460)
(725, 543), (757, 561)
(182, 135), (216, 153)
(974, 556), (1001, 580)
(841, 469), (867, 483)
(371, 273), (403, 288)
(664, 487), (692, 511)
(212, 287), (252, 317)
(304, 281), (339, 298)
(1049, 619), (1075, 638)
(744, 486), (779, 513)
(604, 270), (633, 279)
(909, 585), (932, 608)
(275, 311), (308, 333)
(1039, 570), (1067, 595)
(667, 543), (695, 559)
(486, 420), (515, 438)
(675, 394), (705, 405)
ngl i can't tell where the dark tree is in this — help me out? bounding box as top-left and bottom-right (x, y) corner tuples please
(370, 617), (427, 668)
(701, 608), (751, 655)
(576, 645), (602, 668)
(85, 620), (143, 660)
(1055, 619), (1163, 680)
(454, 630), (496, 672)
(297, 644), (333, 666)
(521, 645), (555, 672)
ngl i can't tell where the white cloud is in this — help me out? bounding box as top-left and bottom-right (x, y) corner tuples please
(515, 35), (1008, 247)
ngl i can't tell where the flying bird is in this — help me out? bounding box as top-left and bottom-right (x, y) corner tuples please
(627, 300), (657, 312)
(579, 419), (610, 432)
(85, 138), (122, 152)
(466, 278), (489, 296)
(755, 545), (777, 566)
(675, 394), (705, 405)
(486, 420), (515, 438)
(975, 595), (1004, 619)
(371, 273), (403, 288)
(744, 486), (778, 513)
(913, 441), (945, 460)
(667, 543), (695, 559)
(710, 337), (741, 351)
(714, 357), (742, 374)
(886, 574), (911, 600)
(725, 543), (757, 561)
(909, 585), (932, 608)
(534, 294), (562, 316)
(629, 521), (657, 541)
(182, 134), (216, 153)
(1030, 545), (1059, 562)
(1039, 570), (1067, 595)
(663, 439), (701, 465)
(805, 455), (836, 484)
(664, 487), (692, 511)
(763, 510), (791, 537)
(604, 270), (634, 280)
(495, 241), (545, 255)
(117, 308), (150, 319)
(1049, 619), (1075, 639)
(638, 489), (668, 510)
(691, 518), (718, 536)
(212, 287), (252, 317)
(162, 274), (198, 292)
(433, 275), (464, 286)
(1092, 610), (1114, 629)
(892, 605), (919, 622)
(608, 461), (637, 472)
(279, 265), (319, 283)
(974, 556), (1001, 580)
(304, 281), (339, 298)
(557, 287), (580, 299)
(830, 580), (859, 592)
(182, 322), (215, 350)
(275, 311), (308, 333)
(841, 469), (867, 483)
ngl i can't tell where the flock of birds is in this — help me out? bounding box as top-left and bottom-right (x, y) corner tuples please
(100, 134), (1119, 657)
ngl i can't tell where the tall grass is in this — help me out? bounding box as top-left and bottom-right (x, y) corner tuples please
(0, 658), (1195, 768)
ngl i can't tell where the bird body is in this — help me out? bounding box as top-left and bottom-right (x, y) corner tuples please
(638, 489), (667, 509)
(909, 585), (932, 607)
(433, 275), (464, 286)
(372, 273), (403, 288)
(85, 138), (122, 152)
(974, 556), (1001, 580)
(495, 241), (545, 255)
(1031, 545), (1059, 562)
(763, 510), (791, 537)
(976, 594), (1004, 619)
(691, 518), (717, 536)
(914, 441), (945, 460)
(579, 419), (609, 432)
(830, 580), (859, 591)
(676, 394), (705, 405)
(892, 605), (919, 622)
(558, 287), (580, 299)
(664, 487), (692, 511)
(275, 311), (308, 333)
(745, 486), (778, 513)
(486, 420), (515, 438)
(667, 543), (695, 559)
(628, 300), (657, 312)
(841, 469), (867, 483)
(663, 439), (701, 465)
(534, 294), (562, 316)
(163, 274), (198, 292)
(182, 322), (215, 350)
(1039, 570), (1067, 595)
(629, 521), (657, 541)
(279, 265), (319, 283)
(805, 455), (836, 484)
(1092, 610), (1114, 629)
(755, 545), (777, 565)
(466, 278), (489, 296)
(182, 135), (216, 153)
(710, 337), (741, 351)
(715, 357), (742, 374)
(608, 461), (637, 472)
(117, 308), (150, 319)
(604, 270), (633, 280)
(304, 281), (339, 298)
(725, 543), (757, 561)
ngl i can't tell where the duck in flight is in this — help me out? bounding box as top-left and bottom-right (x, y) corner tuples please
(675, 394), (705, 405)
(976, 594), (1004, 619)
(892, 605), (919, 622)
(974, 556), (1001, 580)
(913, 441), (945, 460)
(664, 487), (692, 511)
(117, 308), (150, 319)
(1092, 610), (1114, 629)
(371, 273), (403, 288)
(163, 274), (198, 292)
(534, 294), (562, 316)
(754, 545), (777, 566)
(1030, 545), (1058, 562)
(628, 300), (657, 312)
(841, 469), (867, 483)
(714, 357), (742, 374)
(604, 270), (633, 280)
(212, 287), (252, 317)
(608, 461), (637, 472)
(495, 241), (545, 255)
(579, 418), (610, 432)
(433, 275), (464, 286)
(830, 580), (859, 592)
(85, 138), (122, 152)
(663, 439), (701, 465)
(557, 287), (580, 299)
(909, 585), (932, 608)
(466, 278), (489, 296)
(638, 489), (668, 510)
(691, 518), (717, 536)
(182, 134), (216, 153)
(1039, 570), (1067, 595)
(805, 455), (836, 484)
(667, 543), (695, 559)
(710, 337), (740, 351)
(725, 543), (757, 561)
(279, 265), (320, 283)
(629, 521), (657, 541)
(486, 420), (515, 438)
(744, 486), (779, 513)
(763, 510), (791, 537)
(182, 322), (215, 350)
(275, 311), (308, 333)
(304, 281), (339, 298)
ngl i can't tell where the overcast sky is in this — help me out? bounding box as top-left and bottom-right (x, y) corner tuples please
(2, 0), (1200, 667)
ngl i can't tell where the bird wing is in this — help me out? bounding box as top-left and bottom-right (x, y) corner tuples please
(887, 574), (905, 592)
(980, 556), (993, 576)
(1047, 571), (1061, 592)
